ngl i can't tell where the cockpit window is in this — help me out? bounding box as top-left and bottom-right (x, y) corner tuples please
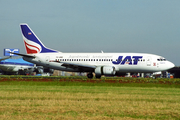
(163, 59), (166, 61)
(157, 58), (166, 61)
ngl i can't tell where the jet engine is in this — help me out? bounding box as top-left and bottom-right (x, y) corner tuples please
(95, 66), (116, 76)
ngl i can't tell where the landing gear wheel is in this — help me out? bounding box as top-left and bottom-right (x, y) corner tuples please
(87, 73), (93, 79)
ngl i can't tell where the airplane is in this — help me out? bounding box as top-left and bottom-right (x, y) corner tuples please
(10, 23), (175, 78)
(0, 56), (54, 75)
(0, 56), (35, 75)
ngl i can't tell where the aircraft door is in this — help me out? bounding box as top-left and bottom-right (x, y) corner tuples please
(146, 56), (152, 66)
(157, 62), (159, 68)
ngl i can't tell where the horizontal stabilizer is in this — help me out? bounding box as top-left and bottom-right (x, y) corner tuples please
(0, 56), (12, 61)
(9, 52), (35, 58)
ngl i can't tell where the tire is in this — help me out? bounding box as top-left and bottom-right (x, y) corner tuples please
(87, 73), (93, 79)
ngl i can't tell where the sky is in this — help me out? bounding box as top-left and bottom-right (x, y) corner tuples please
(0, 0), (180, 65)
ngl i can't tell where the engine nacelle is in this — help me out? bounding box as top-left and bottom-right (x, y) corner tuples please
(95, 66), (116, 76)
(37, 68), (44, 74)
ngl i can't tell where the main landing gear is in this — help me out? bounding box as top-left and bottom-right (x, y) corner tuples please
(87, 73), (101, 79)
(87, 73), (93, 79)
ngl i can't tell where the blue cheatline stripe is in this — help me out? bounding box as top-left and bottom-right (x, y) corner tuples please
(0, 62), (34, 66)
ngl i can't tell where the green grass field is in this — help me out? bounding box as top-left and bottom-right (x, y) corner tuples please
(0, 80), (180, 120)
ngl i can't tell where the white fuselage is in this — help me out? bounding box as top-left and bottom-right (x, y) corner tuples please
(0, 64), (33, 72)
(23, 52), (175, 74)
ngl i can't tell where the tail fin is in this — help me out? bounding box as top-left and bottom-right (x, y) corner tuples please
(20, 23), (59, 54)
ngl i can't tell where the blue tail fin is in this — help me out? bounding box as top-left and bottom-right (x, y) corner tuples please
(20, 23), (59, 54)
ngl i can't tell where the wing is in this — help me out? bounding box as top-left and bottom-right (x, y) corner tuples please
(0, 56), (12, 61)
(53, 61), (96, 72)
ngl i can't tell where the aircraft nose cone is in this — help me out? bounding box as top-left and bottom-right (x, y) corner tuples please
(167, 61), (175, 69)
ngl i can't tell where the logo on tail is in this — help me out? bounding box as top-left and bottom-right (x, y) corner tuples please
(24, 38), (42, 54)
(20, 23), (58, 54)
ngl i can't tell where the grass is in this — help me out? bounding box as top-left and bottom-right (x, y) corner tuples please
(0, 79), (180, 119)
(1, 75), (180, 85)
